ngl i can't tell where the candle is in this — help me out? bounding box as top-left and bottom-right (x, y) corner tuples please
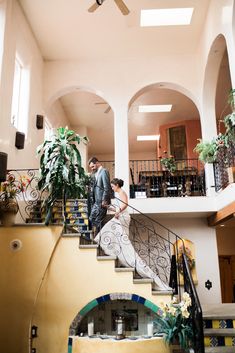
(88, 320), (94, 336)
(147, 322), (153, 336)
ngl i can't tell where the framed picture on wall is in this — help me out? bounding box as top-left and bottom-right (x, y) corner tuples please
(168, 125), (187, 159)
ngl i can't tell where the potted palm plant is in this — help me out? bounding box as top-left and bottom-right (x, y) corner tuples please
(37, 126), (89, 225)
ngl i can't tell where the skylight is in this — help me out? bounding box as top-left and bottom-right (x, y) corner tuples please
(139, 104), (172, 113)
(140, 8), (194, 27)
(137, 135), (160, 141)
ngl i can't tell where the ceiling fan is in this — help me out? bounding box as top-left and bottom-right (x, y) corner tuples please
(88, 0), (130, 16)
(95, 102), (112, 114)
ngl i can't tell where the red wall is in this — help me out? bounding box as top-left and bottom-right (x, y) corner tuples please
(158, 120), (202, 159)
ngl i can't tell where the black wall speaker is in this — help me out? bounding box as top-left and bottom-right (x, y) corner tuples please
(36, 115), (44, 129)
(0, 152), (8, 182)
(15, 131), (25, 149)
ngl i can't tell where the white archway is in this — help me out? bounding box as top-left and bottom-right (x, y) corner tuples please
(202, 34), (227, 139)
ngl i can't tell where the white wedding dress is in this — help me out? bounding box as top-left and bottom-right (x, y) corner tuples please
(94, 203), (171, 291)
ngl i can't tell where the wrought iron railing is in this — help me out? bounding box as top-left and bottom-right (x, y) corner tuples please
(213, 142), (235, 191)
(4, 169), (44, 223)
(129, 159), (205, 198)
(183, 253), (205, 353)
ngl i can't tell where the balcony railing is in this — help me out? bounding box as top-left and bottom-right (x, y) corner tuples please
(213, 142), (235, 192)
(3, 159), (206, 223)
(129, 159), (205, 198)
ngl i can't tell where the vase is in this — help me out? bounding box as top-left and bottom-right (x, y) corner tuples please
(0, 199), (19, 226)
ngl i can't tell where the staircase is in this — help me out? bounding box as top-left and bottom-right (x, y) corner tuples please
(203, 304), (235, 352)
(27, 198), (172, 295)
(27, 198), (205, 352)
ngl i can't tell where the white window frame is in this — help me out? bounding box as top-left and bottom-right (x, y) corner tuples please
(11, 55), (30, 134)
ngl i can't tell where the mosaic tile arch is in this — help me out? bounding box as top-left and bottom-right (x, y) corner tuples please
(69, 292), (162, 336)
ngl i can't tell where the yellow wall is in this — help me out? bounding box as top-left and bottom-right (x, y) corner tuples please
(0, 226), (170, 353)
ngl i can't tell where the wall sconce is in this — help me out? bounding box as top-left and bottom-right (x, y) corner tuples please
(31, 325), (38, 338)
(36, 115), (44, 129)
(15, 131), (25, 149)
(205, 279), (212, 290)
(0, 152), (7, 182)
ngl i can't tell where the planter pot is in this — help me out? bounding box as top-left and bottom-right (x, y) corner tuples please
(170, 343), (187, 353)
(0, 199), (19, 226)
(227, 166), (235, 184)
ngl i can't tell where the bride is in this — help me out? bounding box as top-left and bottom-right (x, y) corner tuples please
(94, 178), (171, 291)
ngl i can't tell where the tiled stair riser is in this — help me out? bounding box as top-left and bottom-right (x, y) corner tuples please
(27, 200), (89, 232)
(204, 319), (235, 348)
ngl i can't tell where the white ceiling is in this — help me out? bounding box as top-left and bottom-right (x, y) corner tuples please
(18, 0), (218, 156)
(19, 0), (210, 60)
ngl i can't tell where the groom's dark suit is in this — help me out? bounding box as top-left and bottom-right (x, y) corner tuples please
(89, 166), (111, 232)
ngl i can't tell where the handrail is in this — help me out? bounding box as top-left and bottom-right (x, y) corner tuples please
(183, 253), (205, 353)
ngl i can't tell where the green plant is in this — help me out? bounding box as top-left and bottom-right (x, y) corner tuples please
(194, 133), (229, 163)
(37, 126), (89, 224)
(154, 292), (193, 350)
(159, 152), (177, 173)
(194, 89), (235, 163)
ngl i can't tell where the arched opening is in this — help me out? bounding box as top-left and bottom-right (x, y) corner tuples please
(215, 48), (233, 135)
(69, 293), (161, 336)
(128, 83), (203, 198)
(202, 34), (228, 138)
(45, 87), (114, 174)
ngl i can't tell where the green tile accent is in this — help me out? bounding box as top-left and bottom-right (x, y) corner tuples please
(150, 303), (159, 313)
(144, 299), (160, 313)
(79, 299), (98, 316)
(144, 299), (154, 310)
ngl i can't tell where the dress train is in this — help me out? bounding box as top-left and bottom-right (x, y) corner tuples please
(94, 209), (171, 291)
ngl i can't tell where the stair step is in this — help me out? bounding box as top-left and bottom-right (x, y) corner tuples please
(152, 289), (173, 295)
(205, 348), (235, 353)
(133, 278), (153, 284)
(115, 267), (135, 272)
(204, 328), (235, 336)
(97, 256), (117, 261)
(79, 244), (98, 249)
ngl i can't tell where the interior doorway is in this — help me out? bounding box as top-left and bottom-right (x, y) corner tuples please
(219, 255), (235, 303)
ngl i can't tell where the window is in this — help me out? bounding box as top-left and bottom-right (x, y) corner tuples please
(11, 55), (30, 134)
(44, 118), (53, 140)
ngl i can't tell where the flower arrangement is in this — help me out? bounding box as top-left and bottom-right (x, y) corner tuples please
(0, 173), (30, 201)
(159, 151), (177, 173)
(177, 245), (195, 275)
(154, 292), (193, 350)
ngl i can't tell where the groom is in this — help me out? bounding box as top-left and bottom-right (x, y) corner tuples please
(88, 157), (111, 238)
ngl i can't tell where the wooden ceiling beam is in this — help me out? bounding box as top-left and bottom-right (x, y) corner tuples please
(207, 201), (235, 227)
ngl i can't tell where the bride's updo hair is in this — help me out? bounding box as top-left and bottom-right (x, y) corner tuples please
(111, 178), (124, 187)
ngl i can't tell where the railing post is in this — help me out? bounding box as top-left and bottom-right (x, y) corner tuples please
(204, 163), (216, 196)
